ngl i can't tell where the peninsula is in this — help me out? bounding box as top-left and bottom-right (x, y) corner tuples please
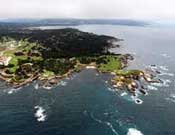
(0, 28), (159, 96)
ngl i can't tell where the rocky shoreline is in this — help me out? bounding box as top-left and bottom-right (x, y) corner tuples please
(0, 28), (161, 97)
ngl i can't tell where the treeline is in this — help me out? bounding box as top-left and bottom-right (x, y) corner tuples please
(0, 28), (118, 58)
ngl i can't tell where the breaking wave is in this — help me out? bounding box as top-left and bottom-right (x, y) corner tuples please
(159, 66), (169, 71)
(59, 81), (67, 86)
(34, 83), (39, 90)
(34, 106), (47, 122)
(6, 87), (22, 94)
(166, 94), (175, 103)
(127, 128), (144, 135)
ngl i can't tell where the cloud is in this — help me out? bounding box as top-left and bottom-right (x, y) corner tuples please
(0, 0), (175, 20)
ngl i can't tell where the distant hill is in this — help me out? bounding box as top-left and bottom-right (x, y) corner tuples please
(0, 18), (149, 27)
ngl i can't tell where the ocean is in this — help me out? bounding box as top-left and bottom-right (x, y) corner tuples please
(0, 24), (175, 135)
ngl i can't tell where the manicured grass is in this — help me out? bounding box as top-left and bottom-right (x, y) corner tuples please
(98, 56), (122, 72)
(18, 41), (37, 51)
(8, 57), (18, 73)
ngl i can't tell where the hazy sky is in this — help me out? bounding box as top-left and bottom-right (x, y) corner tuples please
(0, 0), (175, 20)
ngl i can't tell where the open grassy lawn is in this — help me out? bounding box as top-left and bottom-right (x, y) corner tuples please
(98, 56), (122, 72)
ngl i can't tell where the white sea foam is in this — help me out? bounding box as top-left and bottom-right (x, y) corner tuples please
(96, 73), (99, 76)
(34, 83), (39, 90)
(159, 66), (169, 71)
(43, 86), (52, 90)
(90, 113), (119, 135)
(151, 83), (163, 87)
(7, 87), (21, 94)
(107, 87), (116, 92)
(105, 122), (119, 135)
(121, 92), (127, 96)
(147, 85), (158, 91)
(159, 72), (174, 77)
(34, 106), (47, 122)
(107, 87), (113, 91)
(162, 79), (171, 87)
(151, 79), (171, 88)
(59, 81), (67, 86)
(166, 94), (175, 103)
(165, 79), (171, 83)
(127, 128), (144, 135)
(148, 65), (172, 77)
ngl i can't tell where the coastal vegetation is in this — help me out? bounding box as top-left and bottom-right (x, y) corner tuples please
(0, 28), (159, 96)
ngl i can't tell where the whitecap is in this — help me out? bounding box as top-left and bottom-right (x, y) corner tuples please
(107, 87), (114, 91)
(34, 83), (39, 90)
(43, 86), (53, 90)
(165, 79), (171, 83)
(152, 79), (171, 87)
(121, 92), (128, 97)
(147, 85), (158, 91)
(127, 128), (144, 135)
(159, 66), (169, 71)
(166, 94), (175, 103)
(7, 87), (21, 94)
(59, 81), (67, 86)
(90, 113), (119, 135)
(151, 83), (163, 87)
(162, 79), (171, 87)
(107, 87), (120, 93)
(105, 122), (119, 135)
(34, 106), (46, 122)
(159, 72), (174, 77)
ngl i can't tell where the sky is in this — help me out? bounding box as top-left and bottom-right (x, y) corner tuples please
(0, 0), (175, 20)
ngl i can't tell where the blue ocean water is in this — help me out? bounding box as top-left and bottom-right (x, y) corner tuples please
(0, 25), (175, 135)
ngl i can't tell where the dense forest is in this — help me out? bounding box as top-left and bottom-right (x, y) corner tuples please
(0, 28), (118, 58)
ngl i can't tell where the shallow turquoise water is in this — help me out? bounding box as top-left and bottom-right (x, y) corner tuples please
(0, 25), (175, 135)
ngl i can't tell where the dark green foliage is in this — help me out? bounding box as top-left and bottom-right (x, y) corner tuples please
(0, 28), (119, 80)
(0, 28), (117, 58)
(43, 58), (76, 75)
